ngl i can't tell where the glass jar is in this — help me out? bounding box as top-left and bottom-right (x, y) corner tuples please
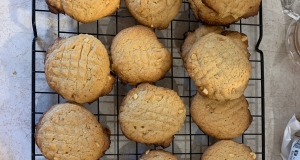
(282, 0), (300, 64)
(286, 20), (300, 65)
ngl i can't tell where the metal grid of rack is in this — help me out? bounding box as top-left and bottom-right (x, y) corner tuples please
(32, 0), (265, 159)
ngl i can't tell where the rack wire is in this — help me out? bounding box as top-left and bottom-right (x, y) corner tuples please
(32, 0), (265, 159)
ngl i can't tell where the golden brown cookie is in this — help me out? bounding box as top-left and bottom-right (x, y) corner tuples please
(185, 33), (251, 101)
(191, 93), (252, 139)
(188, 0), (241, 26)
(119, 83), (186, 148)
(201, 140), (256, 160)
(181, 25), (224, 67)
(202, 0), (261, 19)
(46, 0), (120, 23)
(124, 0), (182, 30)
(35, 102), (110, 160)
(139, 150), (178, 160)
(45, 34), (115, 104)
(111, 25), (172, 85)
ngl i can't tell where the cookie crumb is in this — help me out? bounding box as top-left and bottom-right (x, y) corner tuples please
(134, 94), (138, 99)
(202, 88), (208, 95)
(191, 54), (197, 60)
(145, 149), (150, 155)
(13, 71), (17, 75)
(178, 109), (184, 114)
(96, 142), (100, 147)
(250, 152), (256, 159)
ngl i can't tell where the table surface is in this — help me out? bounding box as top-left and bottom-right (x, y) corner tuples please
(0, 0), (295, 159)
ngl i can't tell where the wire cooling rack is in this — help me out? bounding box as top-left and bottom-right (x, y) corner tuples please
(31, 0), (265, 159)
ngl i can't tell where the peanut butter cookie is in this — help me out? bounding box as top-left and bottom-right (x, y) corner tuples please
(119, 83), (186, 148)
(125, 0), (182, 29)
(46, 0), (120, 23)
(111, 25), (172, 85)
(202, 140), (256, 160)
(35, 102), (110, 160)
(191, 93), (252, 139)
(45, 34), (115, 104)
(185, 33), (251, 101)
